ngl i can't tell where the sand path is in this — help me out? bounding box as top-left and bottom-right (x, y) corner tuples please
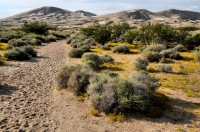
(0, 40), (72, 132)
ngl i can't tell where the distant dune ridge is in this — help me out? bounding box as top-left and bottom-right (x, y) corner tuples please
(0, 6), (200, 27)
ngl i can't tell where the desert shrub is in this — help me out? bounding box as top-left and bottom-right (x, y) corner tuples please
(68, 48), (84, 58)
(21, 21), (56, 34)
(67, 67), (91, 95)
(80, 45), (90, 52)
(93, 26), (111, 44)
(173, 44), (187, 52)
(56, 65), (92, 93)
(102, 44), (111, 50)
(21, 45), (37, 57)
(87, 74), (118, 113)
(194, 50), (200, 62)
(182, 34), (200, 50)
(132, 72), (160, 92)
(101, 54), (114, 63)
(4, 47), (30, 60)
(45, 35), (57, 42)
(124, 30), (141, 44)
(81, 53), (103, 68)
(66, 38), (72, 44)
(143, 44), (166, 53)
(157, 64), (173, 73)
(134, 58), (148, 71)
(0, 38), (8, 43)
(113, 44), (130, 53)
(160, 49), (182, 59)
(102, 70), (118, 78)
(29, 38), (42, 45)
(143, 51), (162, 62)
(114, 77), (153, 112)
(49, 30), (70, 39)
(84, 60), (96, 68)
(8, 39), (28, 48)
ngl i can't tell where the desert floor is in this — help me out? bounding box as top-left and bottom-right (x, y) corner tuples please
(0, 40), (200, 132)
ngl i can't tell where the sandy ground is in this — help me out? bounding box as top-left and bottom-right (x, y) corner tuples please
(0, 40), (200, 132)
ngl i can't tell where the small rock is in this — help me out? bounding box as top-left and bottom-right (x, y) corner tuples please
(23, 121), (29, 127)
(43, 123), (49, 127)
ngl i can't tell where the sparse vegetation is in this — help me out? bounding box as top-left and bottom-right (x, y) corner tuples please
(4, 46), (37, 60)
(113, 44), (130, 53)
(134, 57), (148, 71)
(68, 48), (84, 58)
(81, 53), (103, 68)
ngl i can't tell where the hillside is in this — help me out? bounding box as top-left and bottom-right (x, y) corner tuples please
(0, 6), (200, 28)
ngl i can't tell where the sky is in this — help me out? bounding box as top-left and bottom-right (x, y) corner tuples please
(0, 0), (200, 18)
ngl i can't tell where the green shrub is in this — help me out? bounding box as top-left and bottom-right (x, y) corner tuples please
(143, 51), (162, 62)
(21, 45), (37, 57)
(45, 35), (57, 42)
(81, 53), (103, 68)
(157, 64), (173, 73)
(87, 74), (117, 113)
(4, 47), (30, 60)
(21, 21), (56, 34)
(101, 54), (114, 63)
(113, 44), (130, 53)
(57, 65), (92, 95)
(114, 77), (154, 112)
(194, 50), (200, 62)
(29, 38), (42, 45)
(80, 45), (90, 52)
(134, 58), (148, 71)
(8, 39), (28, 48)
(68, 67), (91, 95)
(68, 48), (84, 58)
(84, 60), (96, 68)
(124, 30), (141, 44)
(143, 44), (166, 53)
(173, 44), (187, 52)
(160, 49), (182, 59)
(132, 72), (160, 92)
(102, 44), (111, 50)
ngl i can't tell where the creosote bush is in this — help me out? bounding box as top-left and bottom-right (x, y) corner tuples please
(56, 64), (166, 118)
(81, 53), (103, 68)
(143, 44), (166, 53)
(87, 74), (117, 113)
(56, 65), (92, 95)
(134, 58), (148, 71)
(160, 49), (182, 60)
(68, 48), (84, 58)
(4, 45), (37, 60)
(8, 39), (28, 48)
(143, 51), (162, 62)
(157, 64), (173, 73)
(29, 38), (42, 45)
(113, 44), (130, 53)
(101, 54), (114, 63)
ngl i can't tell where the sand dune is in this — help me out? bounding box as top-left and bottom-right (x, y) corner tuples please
(0, 6), (200, 28)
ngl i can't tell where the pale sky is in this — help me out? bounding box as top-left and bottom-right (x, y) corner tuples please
(0, 0), (200, 18)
